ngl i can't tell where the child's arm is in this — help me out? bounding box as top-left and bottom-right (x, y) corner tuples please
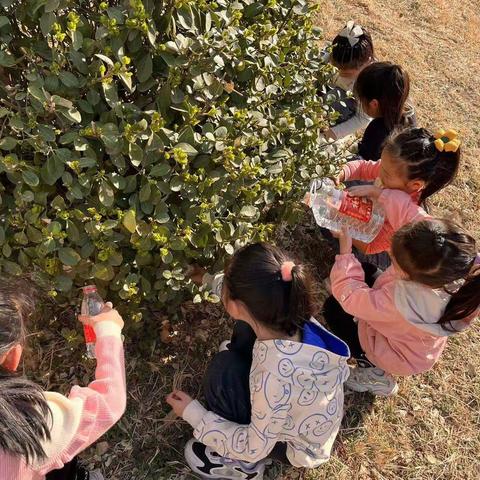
(36, 309), (126, 473)
(170, 384), (290, 463)
(330, 253), (397, 325)
(342, 159), (381, 182)
(330, 110), (371, 140)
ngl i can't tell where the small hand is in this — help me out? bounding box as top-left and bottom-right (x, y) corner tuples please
(333, 170), (346, 186)
(187, 264), (207, 286)
(337, 226), (353, 254)
(78, 302), (124, 329)
(347, 185), (382, 199)
(166, 390), (194, 417)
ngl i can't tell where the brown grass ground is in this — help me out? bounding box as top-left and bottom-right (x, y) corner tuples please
(29, 1), (480, 479)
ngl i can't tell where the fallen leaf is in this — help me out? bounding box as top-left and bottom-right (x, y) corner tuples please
(96, 441), (109, 456)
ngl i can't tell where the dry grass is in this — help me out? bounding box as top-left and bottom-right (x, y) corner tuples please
(29, 1), (480, 479)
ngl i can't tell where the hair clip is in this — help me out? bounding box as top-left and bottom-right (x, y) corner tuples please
(434, 129), (461, 153)
(338, 20), (364, 47)
(280, 261), (295, 282)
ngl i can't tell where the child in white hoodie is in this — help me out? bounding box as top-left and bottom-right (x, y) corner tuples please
(167, 243), (350, 479)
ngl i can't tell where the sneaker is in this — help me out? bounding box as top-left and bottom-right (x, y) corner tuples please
(184, 439), (265, 479)
(219, 340), (230, 352)
(89, 470), (105, 480)
(345, 366), (399, 396)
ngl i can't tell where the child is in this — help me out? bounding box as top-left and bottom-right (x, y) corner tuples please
(167, 244), (350, 478)
(354, 61), (416, 162)
(0, 277), (126, 480)
(323, 219), (479, 396)
(339, 127), (461, 257)
(323, 21), (374, 140)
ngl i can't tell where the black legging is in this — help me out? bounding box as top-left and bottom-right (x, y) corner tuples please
(322, 262), (380, 363)
(202, 320), (290, 464)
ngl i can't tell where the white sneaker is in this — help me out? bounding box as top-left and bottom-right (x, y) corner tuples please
(345, 366), (398, 396)
(89, 470), (105, 480)
(219, 340), (230, 352)
(184, 439), (266, 479)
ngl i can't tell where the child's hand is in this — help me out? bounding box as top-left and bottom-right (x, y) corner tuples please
(333, 170), (346, 186)
(347, 185), (382, 199)
(338, 227), (353, 255)
(166, 390), (194, 417)
(79, 303), (124, 329)
(187, 264), (207, 286)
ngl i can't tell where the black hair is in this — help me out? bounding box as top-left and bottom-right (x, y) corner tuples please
(0, 277), (51, 463)
(224, 243), (315, 336)
(354, 61), (411, 130)
(384, 127), (461, 203)
(391, 219), (479, 331)
(331, 24), (374, 70)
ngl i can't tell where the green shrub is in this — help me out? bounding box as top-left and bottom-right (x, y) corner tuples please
(0, 0), (338, 320)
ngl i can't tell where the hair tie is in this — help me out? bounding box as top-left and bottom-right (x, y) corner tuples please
(434, 129), (461, 153)
(280, 261), (295, 282)
(338, 20), (364, 47)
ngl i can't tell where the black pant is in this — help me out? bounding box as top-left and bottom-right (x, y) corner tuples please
(46, 458), (89, 480)
(323, 262), (379, 365)
(203, 321), (290, 464)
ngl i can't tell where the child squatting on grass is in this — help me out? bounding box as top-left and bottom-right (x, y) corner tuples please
(339, 127), (462, 262)
(323, 20), (375, 141)
(167, 243), (351, 479)
(0, 278), (126, 480)
(323, 219), (480, 396)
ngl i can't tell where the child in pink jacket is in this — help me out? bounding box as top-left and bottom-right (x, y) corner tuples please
(323, 219), (479, 396)
(0, 278), (126, 480)
(339, 126), (461, 261)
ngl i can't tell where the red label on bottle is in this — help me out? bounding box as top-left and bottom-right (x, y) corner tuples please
(339, 193), (373, 223)
(83, 324), (96, 343)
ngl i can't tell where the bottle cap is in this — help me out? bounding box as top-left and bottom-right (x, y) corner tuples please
(82, 285), (97, 294)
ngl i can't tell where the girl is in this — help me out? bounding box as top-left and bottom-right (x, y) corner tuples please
(0, 277), (126, 480)
(323, 21), (374, 140)
(354, 61), (416, 162)
(323, 219), (479, 396)
(167, 244), (350, 479)
(339, 127), (461, 257)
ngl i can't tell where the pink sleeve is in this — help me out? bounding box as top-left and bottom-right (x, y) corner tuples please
(330, 254), (397, 325)
(38, 311), (126, 473)
(377, 189), (429, 232)
(343, 159), (381, 181)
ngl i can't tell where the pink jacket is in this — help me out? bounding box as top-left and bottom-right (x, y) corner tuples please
(330, 254), (478, 375)
(0, 310), (126, 480)
(343, 159), (429, 254)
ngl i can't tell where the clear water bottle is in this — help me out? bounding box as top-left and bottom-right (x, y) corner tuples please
(80, 285), (105, 359)
(304, 178), (385, 243)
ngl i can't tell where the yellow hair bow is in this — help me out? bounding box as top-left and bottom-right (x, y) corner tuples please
(434, 129), (461, 153)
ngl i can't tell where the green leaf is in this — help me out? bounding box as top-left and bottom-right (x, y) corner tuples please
(122, 210), (137, 233)
(59, 71), (79, 88)
(0, 226), (5, 245)
(92, 263), (115, 281)
(139, 182), (151, 202)
(150, 163), (170, 177)
(0, 51), (15, 67)
(174, 142), (198, 157)
(38, 125), (56, 142)
(137, 54), (153, 83)
(95, 54), (114, 66)
(45, 0), (59, 12)
(103, 82), (120, 109)
(22, 170), (40, 187)
(63, 108), (82, 123)
(54, 274), (73, 292)
(119, 72), (133, 91)
(0, 136), (17, 150)
(243, 2), (265, 18)
(41, 154), (65, 185)
(129, 143), (143, 166)
(0, 16), (9, 29)
(98, 181), (114, 207)
(58, 247), (81, 266)
(240, 205), (258, 218)
(40, 12), (55, 36)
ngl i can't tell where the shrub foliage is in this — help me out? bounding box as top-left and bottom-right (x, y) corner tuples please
(0, 0), (337, 318)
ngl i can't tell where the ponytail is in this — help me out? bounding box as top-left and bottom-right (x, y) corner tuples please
(439, 267), (480, 331)
(224, 243), (315, 336)
(354, 62), (410, 130)
(384, 127), (461, 203)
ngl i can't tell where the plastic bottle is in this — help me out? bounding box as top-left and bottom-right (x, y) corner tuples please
(80, 285), (105, 359)
(305, 178), (385, 243)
